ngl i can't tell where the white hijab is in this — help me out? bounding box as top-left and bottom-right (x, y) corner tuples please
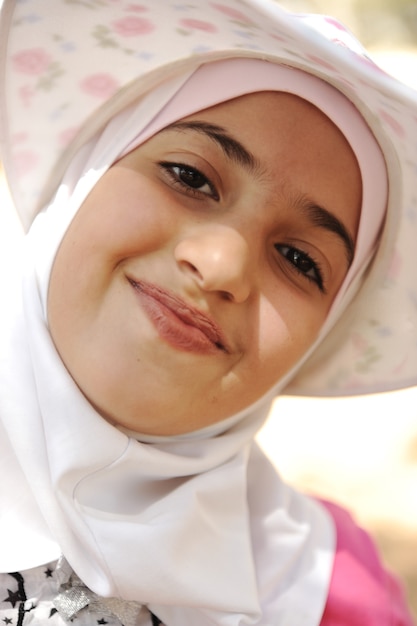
(0, 59), (386, 625)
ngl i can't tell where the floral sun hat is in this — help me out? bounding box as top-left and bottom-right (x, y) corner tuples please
(0, 0), (416, 398)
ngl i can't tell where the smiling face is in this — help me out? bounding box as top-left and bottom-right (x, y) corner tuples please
(47, 91), (361, 435)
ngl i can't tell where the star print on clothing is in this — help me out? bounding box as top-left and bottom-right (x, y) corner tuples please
(2, 564), (164, 625)
(2, 572), (37, 625)
(3, 588), (23, 609)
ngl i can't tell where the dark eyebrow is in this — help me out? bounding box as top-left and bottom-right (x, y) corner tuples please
(302, 200), (355, 267)
(163, 120), (259, 172)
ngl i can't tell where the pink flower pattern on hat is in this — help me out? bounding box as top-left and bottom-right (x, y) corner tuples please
(179, 18), (218, 33)
(12, 47), (51, 75)
(80, 73), (120, 99)
(209, 3), (255, 25)
(112, 15), (155, 36)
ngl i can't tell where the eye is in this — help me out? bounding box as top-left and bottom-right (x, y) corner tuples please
(159, 162), (219, 200)
(276, 244), (325, 293)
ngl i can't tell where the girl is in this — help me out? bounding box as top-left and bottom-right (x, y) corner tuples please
(0, 1), (416, 624)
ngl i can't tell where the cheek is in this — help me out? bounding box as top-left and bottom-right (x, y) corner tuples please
(48, 171), (183, 334)
(256, 295), (325, 382)
(57, 173), (181, 280)
(111, 185), (189, 264)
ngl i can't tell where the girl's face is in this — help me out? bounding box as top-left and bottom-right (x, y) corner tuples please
(48, 92), (361, 435)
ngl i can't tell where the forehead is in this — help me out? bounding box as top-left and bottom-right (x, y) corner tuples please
(183, 91), (354, 155)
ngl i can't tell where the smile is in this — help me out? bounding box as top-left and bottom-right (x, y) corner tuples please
(128, 279), (229, 355)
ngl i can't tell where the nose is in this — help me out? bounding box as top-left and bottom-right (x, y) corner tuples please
(174, 226), (252, 303)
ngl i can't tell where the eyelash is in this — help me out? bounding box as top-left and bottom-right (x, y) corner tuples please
(159, 161), (219, 201)
(276, 244), (325, 292)
(159, 161), (325, 292)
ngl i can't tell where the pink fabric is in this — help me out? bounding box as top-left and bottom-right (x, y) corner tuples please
(320, 500), (415, 626)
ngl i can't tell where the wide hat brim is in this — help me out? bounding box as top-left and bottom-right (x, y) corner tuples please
(0, 0), (416, 397)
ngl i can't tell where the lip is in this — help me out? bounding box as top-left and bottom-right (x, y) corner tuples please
(128, 278), (230, 355)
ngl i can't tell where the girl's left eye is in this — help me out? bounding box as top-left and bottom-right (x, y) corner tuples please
(159, 162), (219, 200)
(276, 244), (325, 293)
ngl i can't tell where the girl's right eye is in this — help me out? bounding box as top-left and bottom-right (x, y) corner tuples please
(159, 162), (219, 201)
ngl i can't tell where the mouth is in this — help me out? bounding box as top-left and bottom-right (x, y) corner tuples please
(127, 278), (229, 355)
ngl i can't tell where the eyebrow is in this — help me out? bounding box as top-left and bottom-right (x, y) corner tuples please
(163, 120), (356, 265)
(164, 120), (259, 172)
(301, 200), (355, 266)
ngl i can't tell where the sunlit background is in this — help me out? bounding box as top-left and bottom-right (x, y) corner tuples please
(0, 0), (416, 619)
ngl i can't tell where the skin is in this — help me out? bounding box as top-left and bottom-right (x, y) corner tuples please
(48, 92), (361, 435)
